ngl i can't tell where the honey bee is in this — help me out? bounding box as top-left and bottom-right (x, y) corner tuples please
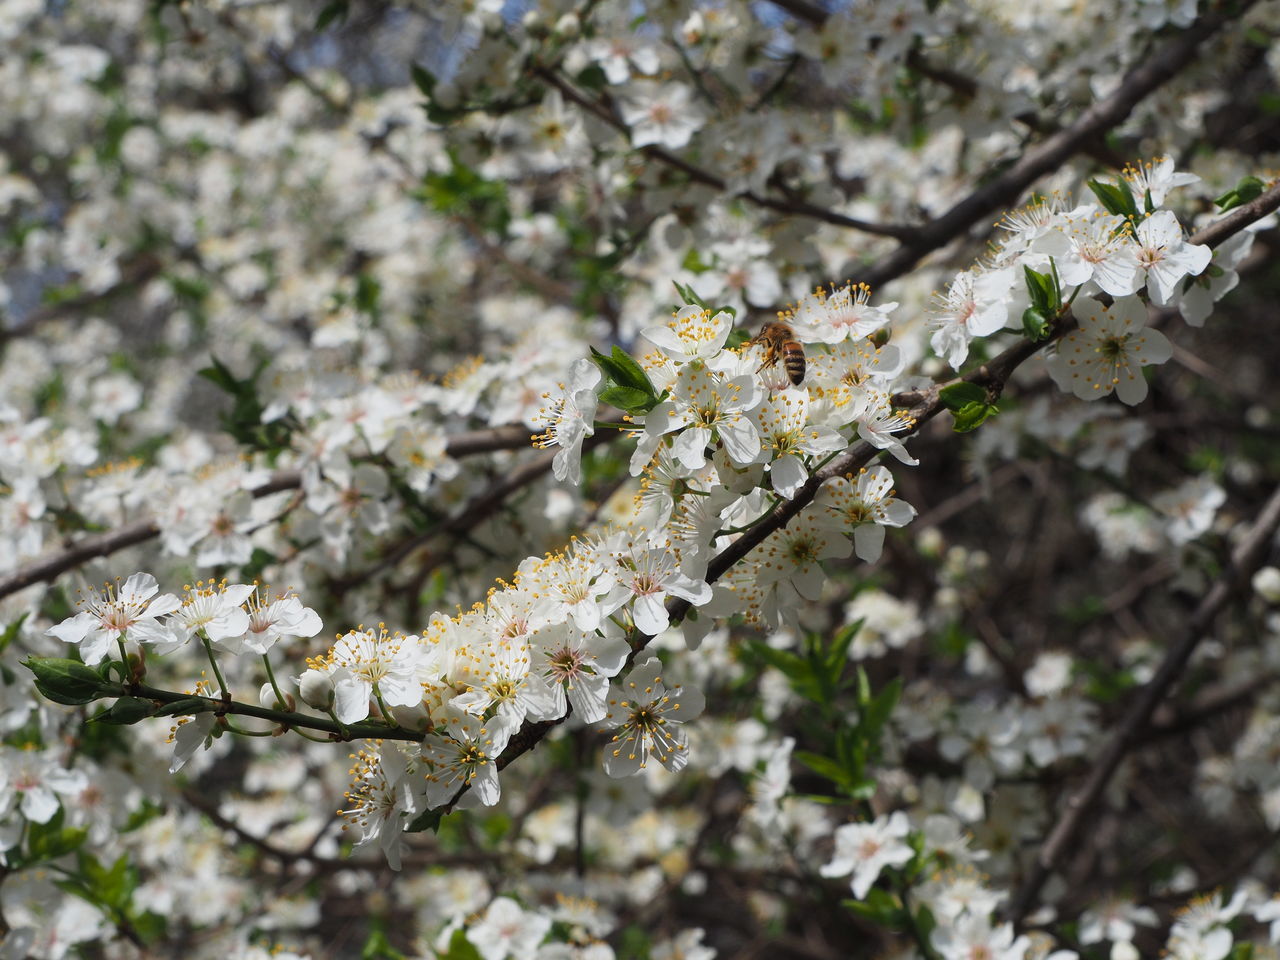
(748, 321), (806, 386)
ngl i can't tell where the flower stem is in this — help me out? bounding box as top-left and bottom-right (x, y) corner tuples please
(201, 636), (230, 701)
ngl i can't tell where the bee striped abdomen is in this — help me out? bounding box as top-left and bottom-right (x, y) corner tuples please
(782, 341), (805, 385)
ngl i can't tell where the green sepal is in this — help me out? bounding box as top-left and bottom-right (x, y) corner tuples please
(24, 657), (119, 706)
(92, 697), (158, 725)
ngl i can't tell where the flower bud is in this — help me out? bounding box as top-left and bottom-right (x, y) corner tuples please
(1253, 566), (1280, 603)
(553, 12), (579, 38)
(297, 668), (335, 710)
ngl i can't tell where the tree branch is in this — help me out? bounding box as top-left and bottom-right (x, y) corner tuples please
(1006, 480), (1280, 923)
(0, 424), (538, 601)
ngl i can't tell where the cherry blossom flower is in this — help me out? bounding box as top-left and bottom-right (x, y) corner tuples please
(641, 305), (734, 363)
(817, 466), (916, 562)
(313, 625), (433, 724)
(0, 745), (88, 823)
(931, 913), (1031, 960)
(421, 709), (518, 809)
(791, 281), (897, 344)
(752, 390), (845, 499)
(46, 572), (179, 665)
(1123, 156), (1199, 206)
(928, 267), (1015, 369)
(820, 810), (914, 899)
(1047, 298), (1171, 405)
(1038, 207), (1141, 298)
(606, 540), (712, 637)
(599, 657), (704, 777)
(165, 580), (255, 649)
(619, 81), (707, 150)
(640, 362), (762, 472)
(218, 587), (323, 656)
(1132, 210), (1211, 306)
(534, 358), (601, 485)
(526, 622), (630, 724)
(466, 896), (552, 960)
(339, 743), (419, 869)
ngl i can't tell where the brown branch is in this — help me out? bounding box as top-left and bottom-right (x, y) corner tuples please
(0, 424), (537, 601)
(530, 66), (919, 242)
(858, 0), (1262, 289)
(1006, 481), (1280, 923)
(486, 179), (1280, 808)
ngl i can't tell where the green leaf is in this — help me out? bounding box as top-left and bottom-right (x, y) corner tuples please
(24, 657), (118, 706)
(92, 698), (158, 725)
(405, 808), (446, 834)
(842, 886), (903, 925)
(0, 613), (27, 655)
(795, 750), (855, 789)
(314, 0), (349, 30)
(609, 346), (657, 395)
(938, 382), (986, 411)
(598, 385), (653, 412)
(1021, 265), (1058, 314)
(362, 927), (409, 960)
(1214, 175), (1265, 212)
(1021, 307), (1051, 341)
(952, 401), (999, 433)
(863, 677), (902, 739)
(24, 807), (89, 864)
(437, 928), (484, 960)
(410, 64), (437, 98)
(1087, 178), (1138, 218)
